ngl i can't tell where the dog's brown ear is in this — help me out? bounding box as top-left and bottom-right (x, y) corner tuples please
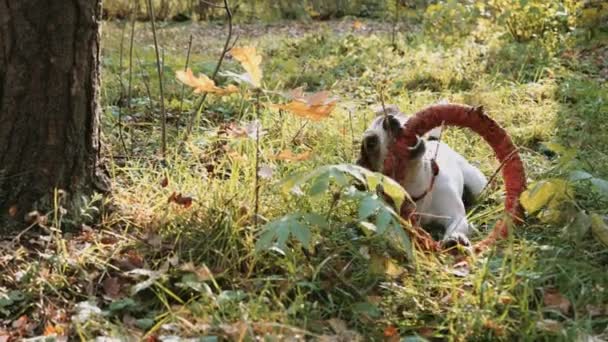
(382, 115), (402, 138)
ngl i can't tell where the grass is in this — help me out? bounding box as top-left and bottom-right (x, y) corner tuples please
(1, 16), (608, 341)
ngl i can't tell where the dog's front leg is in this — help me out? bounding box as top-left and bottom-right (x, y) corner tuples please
(442, 215), (472, 248)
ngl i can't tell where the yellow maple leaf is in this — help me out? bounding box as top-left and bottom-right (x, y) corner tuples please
(270, 90), (337, 121)
(230, 46), (263, 88)
(176, 68), (238, 96)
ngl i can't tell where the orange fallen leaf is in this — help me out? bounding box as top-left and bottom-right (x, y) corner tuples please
(8, 205), (17, 217)
(44, 323), (57, 336)
(543, 288), (571, 315)
(352, 20), (364, 30)
(271, 90), (337, 121)
(176, 68), (238, 95)
(384, 325), (398, 338)
(274, 150), (312, 162)
(230, 46), (263, 87)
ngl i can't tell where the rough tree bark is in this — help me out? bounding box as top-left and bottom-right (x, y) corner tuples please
(0, 1), (108, 231)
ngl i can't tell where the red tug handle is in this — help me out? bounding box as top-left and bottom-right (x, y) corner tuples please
(383, 104), (526, 253)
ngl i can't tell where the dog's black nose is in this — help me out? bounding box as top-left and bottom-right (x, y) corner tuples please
(364, 134), (379, 151)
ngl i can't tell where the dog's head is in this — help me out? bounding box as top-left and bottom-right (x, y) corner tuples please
(357, 105), (426, 173)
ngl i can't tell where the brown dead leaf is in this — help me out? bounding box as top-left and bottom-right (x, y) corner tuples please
(418, 327), (435, 338)
(102, 276), (122, 299)
(536, 319), (563, 333)
(160, 177), (169, 188)
(274, 150), (312, 162)
(8, 205), (17, 218)
(168, 192), (194, 208)
(483, 320), (505, 336)
(230, 46), (263, 87)
(543, 288), (571, 315)
(176, 68), (238, 95)
(180, 262), (213, 281)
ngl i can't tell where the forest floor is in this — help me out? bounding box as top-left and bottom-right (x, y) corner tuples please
(2, 19), (608, 341)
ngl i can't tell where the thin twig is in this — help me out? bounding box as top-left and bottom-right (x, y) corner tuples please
(117, 21), (129, 156)
(146, 0), (167, 158)
(182, 0), (233, 148)
(253, 90), (261, 231)
(177, 34), (194, 131)
(478, 148), (520, 198)
(126, 5), (137, 153)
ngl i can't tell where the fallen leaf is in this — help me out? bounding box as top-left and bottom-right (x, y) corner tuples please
(180, 262), (213, 281)
(352, 20), (364, 30)
(230, 46), (263, 87)
(271, 90), (337, 121)
(168, 192), (194, 208)
(44, 323), (57, 336)
(591, 214), (608, 246)
(160, 177), (169, 188)
(483, 320), (505, 336)
(8, 205), (17, 217)
(274, 150), (312, 162)
(536, 319), (563, 333)
(450, 260), (470, 277)
(585, 304), (606, 317)
(244, 120), (266, 139)
(384, 325), (399, 339)
(543, 288), (571, 315)
(176, 68), (238, 95)
(102, 276), (122, 299)
(258, 164), (275, 179)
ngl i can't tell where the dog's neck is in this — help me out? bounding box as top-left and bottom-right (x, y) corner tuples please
(402, 158), (435, 202)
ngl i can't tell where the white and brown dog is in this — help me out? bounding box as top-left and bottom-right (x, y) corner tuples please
(357, 105), (487, 248)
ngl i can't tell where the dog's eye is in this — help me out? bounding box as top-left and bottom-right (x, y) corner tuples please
(364, 135), (379, 150)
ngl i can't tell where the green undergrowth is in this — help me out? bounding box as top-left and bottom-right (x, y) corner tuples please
(2, 18), (608, 341)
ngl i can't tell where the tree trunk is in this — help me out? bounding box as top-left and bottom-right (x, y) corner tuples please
(0, 0), (108, 231)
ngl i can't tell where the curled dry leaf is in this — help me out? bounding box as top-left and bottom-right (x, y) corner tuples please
(176, 68), (238, 95)
(271, 90), (338, 121)
(160, 177), (169, 188)
(168, 192), (194, 209)
(274, 150), (312, 162)
(102, 276), (122, 299)
(543, 288), (571, 315)
(230, 46), (263, 87)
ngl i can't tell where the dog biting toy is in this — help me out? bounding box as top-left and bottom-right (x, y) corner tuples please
(383, 104), (526, 254)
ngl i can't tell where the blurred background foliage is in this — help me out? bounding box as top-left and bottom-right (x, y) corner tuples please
(103, 0), (608, 40)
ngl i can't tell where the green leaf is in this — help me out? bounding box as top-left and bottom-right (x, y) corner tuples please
(591, 214), (608, 247)
(352, 302), (381, 318)
(291, 221), (312, 247)
(275, 223), (291, 250)
(303, 213), (328, 228)
(375, 209), (392, 234)
(309, 172), (330, 197)
(255, 227), (277, 251)
(136, 318), (155, 330)
(108, 298), (137, 313)
(359, 195), (380, 220)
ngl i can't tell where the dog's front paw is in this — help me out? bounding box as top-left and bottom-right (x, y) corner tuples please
(441, 233), (471, 251)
